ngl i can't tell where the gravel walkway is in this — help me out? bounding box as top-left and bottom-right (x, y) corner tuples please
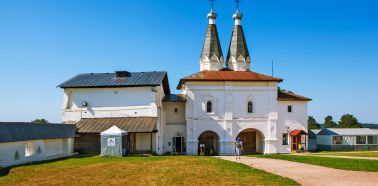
(219, 156), (378, 186)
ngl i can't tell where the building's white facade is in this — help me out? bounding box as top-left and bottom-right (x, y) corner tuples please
(61, 85), (166, 155)
(60, 8), (310, 155)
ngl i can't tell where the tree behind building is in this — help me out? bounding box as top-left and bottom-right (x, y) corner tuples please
(323, 115), (337, 128)
(337, 114), (361, 128)
(308, 116), (321, 129)
(31, 118), (49, 124)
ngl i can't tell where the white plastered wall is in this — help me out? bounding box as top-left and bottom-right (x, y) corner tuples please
(61, 87), (159, 124)
(163, 102), (186, 153)
(61, 85), (166, 155)
(183, 81), (279, 155)
(276, 101), (309, 153)
(0, 138), (74, 167)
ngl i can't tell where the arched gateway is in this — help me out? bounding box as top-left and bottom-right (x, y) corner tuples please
(198, 131), (219, 156)
(236, 128), (265, 154)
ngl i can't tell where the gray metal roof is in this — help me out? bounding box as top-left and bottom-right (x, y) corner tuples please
(58, 71), (169, 91)
(201, 24), (223, 60)
(318, 128), (378, 136)
(162, 94), (186, 102)
(226, 25), (249, 62)
(76, 117), (158, 133)
(0, 122), (76, 143)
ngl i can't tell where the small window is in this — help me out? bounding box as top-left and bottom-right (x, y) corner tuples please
(332, 136), (343, 144)
(288, 106), (293, 113)
(174, 108), (178, 113)
(365, 136), (378, 144)
(247, 101), (253, 113)
(356, 136), (367, 144)
(282, 133), (288, 145)
(206, 101), (212, 113)
(25, 143), (34, 157)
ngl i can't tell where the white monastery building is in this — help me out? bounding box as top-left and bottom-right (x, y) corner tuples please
(58, 6), (311, 155)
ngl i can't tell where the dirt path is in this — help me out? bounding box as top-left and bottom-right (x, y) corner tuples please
(219, 156), (378, 186)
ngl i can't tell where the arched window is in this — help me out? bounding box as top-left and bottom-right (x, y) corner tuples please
(206, 101), (212, 113)
(247, 101), (253, 113)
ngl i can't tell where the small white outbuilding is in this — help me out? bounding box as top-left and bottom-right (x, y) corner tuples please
(100, 125), (128, 157)
(317, 128), (378, 151)
(0, 122), (76, 167)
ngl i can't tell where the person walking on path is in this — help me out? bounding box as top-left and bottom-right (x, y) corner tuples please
(235, 137), (243, 159)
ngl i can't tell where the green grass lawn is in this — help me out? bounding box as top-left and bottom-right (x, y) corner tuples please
(311, 151), (378, 158)
(0, 156), (298, 186)
(253, 154), (378, 172)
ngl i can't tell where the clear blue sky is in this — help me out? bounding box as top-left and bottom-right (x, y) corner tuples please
(0, 0), (377, 123)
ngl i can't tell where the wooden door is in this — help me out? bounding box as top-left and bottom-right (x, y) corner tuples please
(238, 131), (256, 154)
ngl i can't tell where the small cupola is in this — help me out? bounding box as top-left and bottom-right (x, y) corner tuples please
(115, 71), (131, 78)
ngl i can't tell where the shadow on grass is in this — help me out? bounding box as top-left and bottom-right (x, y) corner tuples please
(0, 153), (156, 177)
(0, 154), (97, 177)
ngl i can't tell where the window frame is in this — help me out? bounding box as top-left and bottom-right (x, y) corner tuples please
(288, 105), (293, 113)
(356, 136), (367, 144)
(367, 136), (378, 144)
(206, 101), (212, 113)
(25, 143), (34, 157)
(282, 133), (288, 145)
(247, 101), (253, 113)
(332, 136), (343, 145)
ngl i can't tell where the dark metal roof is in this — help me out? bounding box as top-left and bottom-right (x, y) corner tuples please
(162, 94), (186, 102)
(76, 117), (158, 133)
(0, 122), (76, 143)
(308, 129), (317, 138)
(58, 71), (170, 94)
(226, 25), (249, 62)
(201, 24), (223, 60)
(278, 90), (312, 101)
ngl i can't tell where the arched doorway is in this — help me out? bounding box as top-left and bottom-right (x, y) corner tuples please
(198, 131), (219, 156)
(236, 128), (265, 154)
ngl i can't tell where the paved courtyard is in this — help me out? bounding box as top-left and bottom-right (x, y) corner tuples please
(219, 156), (378, 186)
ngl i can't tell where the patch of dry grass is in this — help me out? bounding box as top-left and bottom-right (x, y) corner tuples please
(0, 156), (298, 186)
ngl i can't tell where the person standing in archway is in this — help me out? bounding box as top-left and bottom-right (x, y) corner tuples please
(235, 137), (243, 159)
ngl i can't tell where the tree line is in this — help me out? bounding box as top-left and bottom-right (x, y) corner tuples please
(308, 114), (362, 129)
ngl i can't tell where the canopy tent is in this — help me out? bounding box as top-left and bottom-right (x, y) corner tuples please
(100, 125), (128, 157)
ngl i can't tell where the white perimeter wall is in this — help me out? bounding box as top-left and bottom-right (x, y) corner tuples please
(0, 138), (74, 167)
